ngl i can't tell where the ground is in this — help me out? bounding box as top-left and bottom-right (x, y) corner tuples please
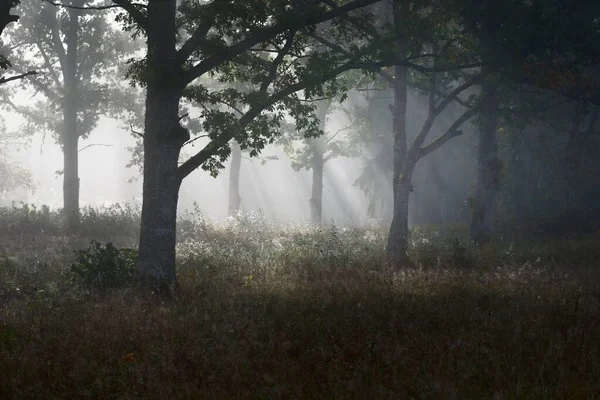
(1, 204), (600, 398)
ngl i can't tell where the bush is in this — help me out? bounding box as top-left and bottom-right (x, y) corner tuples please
(70, 241), (138, 291)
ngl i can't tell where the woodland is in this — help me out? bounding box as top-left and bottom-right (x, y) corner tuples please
(1, 0), (600, 398)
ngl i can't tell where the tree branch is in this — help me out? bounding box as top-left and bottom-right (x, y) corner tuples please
(0, 70), (37, 85)
(112, 0), (148, 30)
(178, 60), (361, 179)
(345, 60), (486, 74)
(433, 71), (487, 115)
(259, 30), (296, 93)
(182, 0), (382, 84)
(46, 5), (68, 70)
(35, 39), (64, 89)
(176, 0), (226, 65)
(78, 143), (113, 152)
(42, 0), (147, 10)
(418, 102), (483, 160)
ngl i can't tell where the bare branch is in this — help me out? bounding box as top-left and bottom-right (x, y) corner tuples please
(130, 124), (144, 138)
(433, 71), (487, 115)
(418, 107), (480, 160)
(0, 70), (37, 85)
(41, 0), (147, 10)
(182, 134), (209, 148)
(78, 143), (113, 152)
(325, 124), (353, 144)
(346, 60), (486, 74)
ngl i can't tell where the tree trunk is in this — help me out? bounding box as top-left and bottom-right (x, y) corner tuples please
(308, 99), (331, 226)
(387, 176), (411, 263)
(62, 104), (80, 231)
(228, 140), (242, 216)
(386, 3), (410, 266)
(310, 148), (324, 225)
(469, 80), (500, 244)
(509, 126), (529, 218)
(137, 0), (187, 297)
(61, 4), (81, 232)
(138, 85), (186, 297)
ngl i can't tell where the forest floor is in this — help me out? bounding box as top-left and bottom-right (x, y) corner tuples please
(1, 204), (600, 399)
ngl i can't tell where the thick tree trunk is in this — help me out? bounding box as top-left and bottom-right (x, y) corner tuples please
(138, 85), (186, 296)
(228, 141), (242, 216)
(137, 0), (187, 297)
(386, 5), (410, 266)
(61, 5), (81, 232)
(469, 80), (500, 244)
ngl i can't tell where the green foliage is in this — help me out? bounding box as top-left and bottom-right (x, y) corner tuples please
(0, 0), (136, 142)
(0, 118), (34, 196)
(70, 241), (137, 291)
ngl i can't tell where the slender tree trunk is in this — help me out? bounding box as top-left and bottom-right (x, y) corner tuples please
(310, 147), (324, 225)
(62, 103), (80, 231)
(509, 126), (529, 218)
(308, 100), (331, 226)
(469, 79), (500, 244)
(228, 141), (242, 216)
(61, 4), (81, 232)
(386, 3), (410, 266)
(137, 0), (187, 297)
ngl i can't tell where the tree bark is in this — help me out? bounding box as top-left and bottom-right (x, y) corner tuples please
(228, 140), (242, 216)
(138, 85), (186, 297)
(62, 103), (80, 231)
(61, 4), (81, 232)
(137, 0), (187, 297)
(310, 148), (324, 225)
(563, 105), (598, 213)
(308, 99), (331, 226)
(469, 79), (500, 244)
(509, 126), (529, 218)
(386, 2), (410, 266)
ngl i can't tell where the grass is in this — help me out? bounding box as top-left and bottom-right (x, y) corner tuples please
(1, 204), (600, 399)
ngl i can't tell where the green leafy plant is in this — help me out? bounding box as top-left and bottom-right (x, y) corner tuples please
(70, 241), (138, 291)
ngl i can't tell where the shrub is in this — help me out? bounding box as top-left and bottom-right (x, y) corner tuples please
(70, 241), (138, 291)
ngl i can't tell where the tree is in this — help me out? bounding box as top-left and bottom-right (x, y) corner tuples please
(0, 0), (36, 85)
(455, 0), (600, 105)
(0, 118), (33, 199)
(467, 74), (500, 244)
(1, 0), (130, 230)
(98, 0), (492, 293)
(281, 97), (360, 225)
(451, 0), (600, 238)
(104, 0), (413, 295)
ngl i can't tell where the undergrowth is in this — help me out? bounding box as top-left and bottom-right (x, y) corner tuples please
(1, 204), (600, 398)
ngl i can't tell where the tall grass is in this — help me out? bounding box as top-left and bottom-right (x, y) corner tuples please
(1, 204), (600, 398)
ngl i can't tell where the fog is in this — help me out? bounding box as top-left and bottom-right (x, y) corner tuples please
(3, 86), (478, 227)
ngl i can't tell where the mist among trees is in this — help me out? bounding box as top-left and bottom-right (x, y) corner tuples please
(1, 0), (599, 397)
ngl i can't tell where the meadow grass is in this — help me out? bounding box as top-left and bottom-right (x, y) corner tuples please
(1, 205), (600, 399)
